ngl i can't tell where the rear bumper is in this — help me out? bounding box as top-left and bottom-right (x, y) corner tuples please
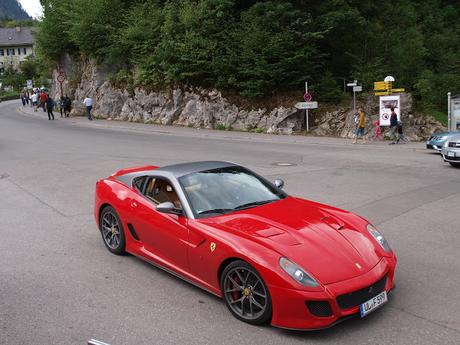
(269, 255), (396, 330)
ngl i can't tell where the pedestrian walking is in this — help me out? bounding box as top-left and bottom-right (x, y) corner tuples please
(83, 96), (93, 120)
(353, 108), (367, 144)
(20, 92), (26, 106)
(45, 96), (55, 120)
(373, 117), (383, 141)
(59, 96), (65, 118)
(39, 91), (48, 113)
(389, 107), (398, 144)
(31, 92), (38, 112)
(396, 121), (408, 144)
(63, 95), (72, 117)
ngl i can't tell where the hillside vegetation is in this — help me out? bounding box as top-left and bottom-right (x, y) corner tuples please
(0, 0), (30, 20)
(37, 0), (459, 113)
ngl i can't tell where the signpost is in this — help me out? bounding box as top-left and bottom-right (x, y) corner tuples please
(347, 80), (361, 111)
(375, 76), (405, 126)
(379, 95), (401, 126)
(296, 82), (319, 132)
(295, 101), (318, 110)
(57, 70), (65, 97)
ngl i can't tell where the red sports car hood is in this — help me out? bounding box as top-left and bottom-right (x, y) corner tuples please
(203, 197), (381, 285)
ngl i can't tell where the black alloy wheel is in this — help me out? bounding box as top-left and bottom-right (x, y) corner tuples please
(100, 206), (126, 255)
(221, 260), (272, 325)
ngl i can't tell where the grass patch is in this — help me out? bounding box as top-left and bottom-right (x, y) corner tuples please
(422, 106), (448, 126)
(216, 123), (232, 131)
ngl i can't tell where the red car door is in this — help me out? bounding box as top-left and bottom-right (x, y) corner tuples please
(128, 177), (189, 272)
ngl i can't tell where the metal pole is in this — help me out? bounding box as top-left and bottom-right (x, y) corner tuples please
(305, 81), (309, 132)
(447, 92), (451, 131)
(353, 91), (356, 112)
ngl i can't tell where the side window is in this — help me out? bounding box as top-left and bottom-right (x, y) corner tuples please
(133, 176), (147, 192)
(144, 177), (181, 208)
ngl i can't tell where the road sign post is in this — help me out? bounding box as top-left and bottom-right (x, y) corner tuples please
(57, 73), (65, 98)
(306, 82), (309, 132)
(295, 82), (319, 132)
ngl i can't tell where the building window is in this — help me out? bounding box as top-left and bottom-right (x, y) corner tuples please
(23, 48), (27, 55)
(0, 49), (4, 56)
(18, 48), (21, 55)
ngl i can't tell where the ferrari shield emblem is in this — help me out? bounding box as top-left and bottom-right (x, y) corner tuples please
(210, 242), (216, 252)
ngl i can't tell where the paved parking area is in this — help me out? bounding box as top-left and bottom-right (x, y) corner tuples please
(1, 100), (459, 345)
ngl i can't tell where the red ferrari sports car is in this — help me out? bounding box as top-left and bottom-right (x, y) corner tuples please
(94, 161), (396, 330)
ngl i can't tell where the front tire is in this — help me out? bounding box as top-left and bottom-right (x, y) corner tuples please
(449, 162), (460, 168)
(99, 206), (126, 255)
(221, 260), (272, 325)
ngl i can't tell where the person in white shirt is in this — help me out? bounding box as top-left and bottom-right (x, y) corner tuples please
(83, 96), (93, 121)
(31, 92), (39, 112)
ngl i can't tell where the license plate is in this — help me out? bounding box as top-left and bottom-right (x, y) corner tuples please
(447, 151), (455, 157)
(360, 291), (388, 317)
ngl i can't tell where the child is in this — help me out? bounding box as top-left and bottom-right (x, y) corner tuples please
(373, 117), (382, 141)
(396, 121), (408, 144)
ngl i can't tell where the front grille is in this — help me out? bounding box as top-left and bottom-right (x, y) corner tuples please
(448, 142), (460, 147)
(306, 301), (333, 317)
(444, 155), (460, 161)
(336, 275), (387, 310)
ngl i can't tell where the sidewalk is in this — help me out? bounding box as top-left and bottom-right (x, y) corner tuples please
(15, 101), (424, 150)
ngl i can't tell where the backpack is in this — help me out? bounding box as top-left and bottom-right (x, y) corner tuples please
(353, 113), (359, 125)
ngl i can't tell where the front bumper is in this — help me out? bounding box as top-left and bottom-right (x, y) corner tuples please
(426, 142), (443, 151)
(269, 255), (396, 330)
(441, 149), (460, 163)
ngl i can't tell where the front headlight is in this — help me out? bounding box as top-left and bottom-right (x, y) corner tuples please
(367, 224), (391, 252)
(443, 141), (449, 148)
(279, 257), (318, 287)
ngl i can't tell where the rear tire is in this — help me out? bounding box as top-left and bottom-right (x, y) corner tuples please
(221, 260), (272, 325)
(99, 206), (126, 255)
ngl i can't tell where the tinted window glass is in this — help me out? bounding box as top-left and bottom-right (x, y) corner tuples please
(132, 176), (146, 192)
(179, 166), (287, 218)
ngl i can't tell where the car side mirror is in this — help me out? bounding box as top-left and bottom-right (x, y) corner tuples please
(274, 179), (284, 189)
(156, 202), (183, 216)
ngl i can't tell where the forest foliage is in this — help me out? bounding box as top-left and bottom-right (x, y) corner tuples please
(0, 0), (30, 21)
(36, 0), (460, 111)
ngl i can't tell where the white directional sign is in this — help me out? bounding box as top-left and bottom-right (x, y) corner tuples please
(353, 86), (362, 92)
(295, 101), (318, 110)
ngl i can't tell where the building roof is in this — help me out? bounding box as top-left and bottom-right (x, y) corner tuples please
(0, 27), (35, 47)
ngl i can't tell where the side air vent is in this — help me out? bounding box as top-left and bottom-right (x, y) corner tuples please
(127, 223), (140, 241)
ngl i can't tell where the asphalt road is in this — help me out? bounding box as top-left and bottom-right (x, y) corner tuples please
(1, 100), (459, 345)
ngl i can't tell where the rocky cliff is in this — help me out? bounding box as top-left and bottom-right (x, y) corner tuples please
(51, 57), (445, 140)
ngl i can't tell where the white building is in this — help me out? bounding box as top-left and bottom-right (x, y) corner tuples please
(0, 27), (35, 74)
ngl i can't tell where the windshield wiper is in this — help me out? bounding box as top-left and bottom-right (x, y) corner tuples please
(233, 199), (278, 211)
(197, 208), (233, 215)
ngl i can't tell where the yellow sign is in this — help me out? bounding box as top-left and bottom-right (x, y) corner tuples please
(374, 81), (390, 90)
(374, 80), (404, 95)
(210, 242), (216, 252)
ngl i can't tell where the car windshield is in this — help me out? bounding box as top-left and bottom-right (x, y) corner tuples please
(179, 166), (287, 218)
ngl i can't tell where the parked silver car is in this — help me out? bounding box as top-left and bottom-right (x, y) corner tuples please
(441, 134), (460, 167)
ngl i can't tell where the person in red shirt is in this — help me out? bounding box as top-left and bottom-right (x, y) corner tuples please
(39, 91), (48, 113)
